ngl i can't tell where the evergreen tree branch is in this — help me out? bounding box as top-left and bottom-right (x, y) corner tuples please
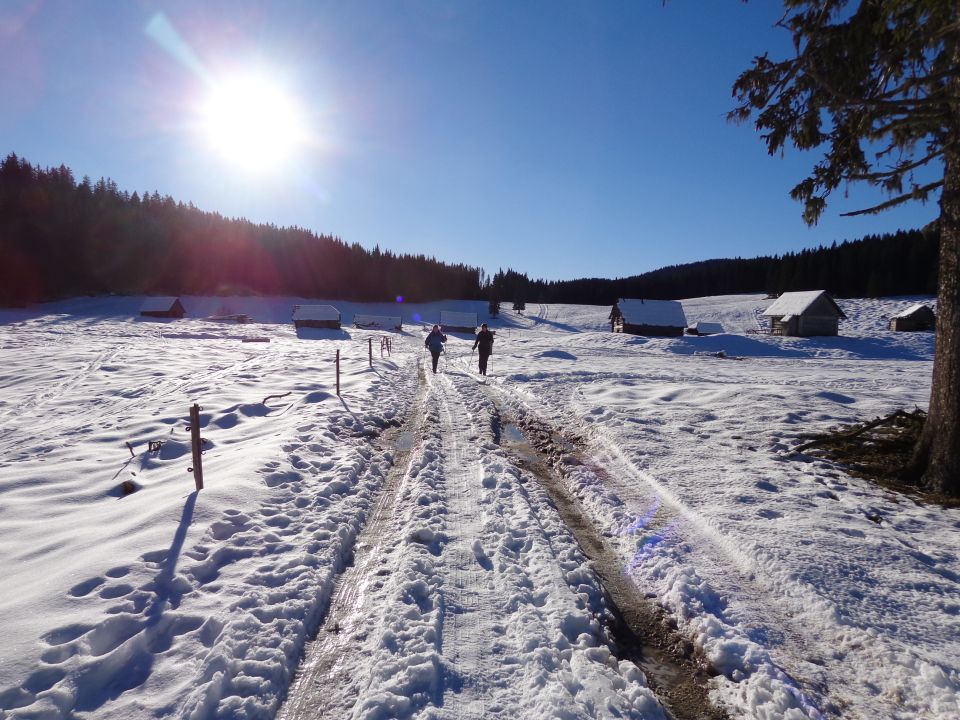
(845, 149), (945, 181)
(839, 180), (944, 216)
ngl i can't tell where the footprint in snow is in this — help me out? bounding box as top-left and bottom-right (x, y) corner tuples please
(472, 540), (493, 571)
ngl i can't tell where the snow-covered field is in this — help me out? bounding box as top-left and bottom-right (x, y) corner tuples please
(0, 294), (956, 720)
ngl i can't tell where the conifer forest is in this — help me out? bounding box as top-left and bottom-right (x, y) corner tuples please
(0, 154), (939, 306)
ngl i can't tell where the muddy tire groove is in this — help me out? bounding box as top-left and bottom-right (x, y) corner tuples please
(496, 410), (728, 720)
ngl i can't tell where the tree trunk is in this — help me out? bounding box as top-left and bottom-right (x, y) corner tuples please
(909, 33), (960, 494)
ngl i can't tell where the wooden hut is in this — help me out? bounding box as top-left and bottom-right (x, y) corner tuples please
(762, 291), (846, 336)
(353, 314), (402, 331)
(687, 321), (724, 336)
(140, 297), (186, 318)
(615, 299), (687, 337)
(292, 304), (341, 329)
(439, 310), (478, 332)
(889, 304), (935, 331)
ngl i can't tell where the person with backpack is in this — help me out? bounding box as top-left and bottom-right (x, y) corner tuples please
(472, 323), (494, 376)
(424, 325), (447, 373)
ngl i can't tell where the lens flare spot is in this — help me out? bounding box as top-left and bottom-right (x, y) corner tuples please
(200, 72), (306, 174)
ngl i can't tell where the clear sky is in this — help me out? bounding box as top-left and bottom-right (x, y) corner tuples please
(0, 1), (940, 282)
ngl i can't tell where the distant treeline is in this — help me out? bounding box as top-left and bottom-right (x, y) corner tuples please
(0, 154), (940, 307)
(489, 226), (939, 306)
(0, 154), (482, 305)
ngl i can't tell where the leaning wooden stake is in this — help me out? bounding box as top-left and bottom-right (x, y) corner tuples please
(336, 349), (341, 396)
(189, 403), (204, 490)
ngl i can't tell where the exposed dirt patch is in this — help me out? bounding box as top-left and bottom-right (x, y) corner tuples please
(498, 413), (728, 720)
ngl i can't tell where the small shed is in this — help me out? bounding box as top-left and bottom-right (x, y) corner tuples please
(292, 304), (341, 330)
(615, 299), (687, 337)
(762, 291), (846, 336)
(440, 310), (479, 332)
(889, 304), (935, 332)
(353, 314), (402, 331)
(140, 297), (186, 318)
(687, 321), (725, 336)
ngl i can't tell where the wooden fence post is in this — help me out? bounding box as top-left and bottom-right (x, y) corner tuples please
(189, 403), (204, 491)
(368, 337), (373, 367)
(336, 349), (341, 396)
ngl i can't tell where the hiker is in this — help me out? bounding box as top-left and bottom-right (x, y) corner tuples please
(609, 301), (623, 331)
(424, 325), (447, 373)
(472, 323), (495, 376)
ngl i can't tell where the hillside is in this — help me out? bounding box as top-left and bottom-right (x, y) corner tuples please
(1, 155), (940, 307)
(0, 294), (955, 720)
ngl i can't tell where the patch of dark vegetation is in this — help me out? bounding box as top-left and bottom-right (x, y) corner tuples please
(797, 409), (960, 508)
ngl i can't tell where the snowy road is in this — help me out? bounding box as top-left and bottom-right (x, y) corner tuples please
(280, 360), (669, 719)
(1, 295), (957, 720)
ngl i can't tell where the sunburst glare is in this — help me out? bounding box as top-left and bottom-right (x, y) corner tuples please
(200, 73), (307, 174)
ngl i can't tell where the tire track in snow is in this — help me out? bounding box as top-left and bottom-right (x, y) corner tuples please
(491, 382), (836, 719)
(483, 402), (727, 720)
(280, 364), (669, 719)
(437, 370), (670, 719)
(432, 371), (498, 719)
(279, 373), (429, 719)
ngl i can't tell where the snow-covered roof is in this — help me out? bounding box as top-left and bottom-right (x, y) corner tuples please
(353, 314), (402, 328)
(894, 303), (933, 319)
(763, 290), (844, 318)
(691, 321), (724, 334)
(140, 297), (181, 312)
(619, 299), (687, 327)
(292, 305), (340, 321)
(439, 310), (478, 328)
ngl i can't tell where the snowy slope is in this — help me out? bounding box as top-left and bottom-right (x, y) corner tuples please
(0, 294), (956, 720)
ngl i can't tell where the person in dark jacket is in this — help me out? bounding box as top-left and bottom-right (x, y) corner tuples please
(424, 325), (447, 373)
(609, 301), (623, 331)
(472, 323), (495, 376)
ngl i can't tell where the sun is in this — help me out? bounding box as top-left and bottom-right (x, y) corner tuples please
(200, 73), (306, 173)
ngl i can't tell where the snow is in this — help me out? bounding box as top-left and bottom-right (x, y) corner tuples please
(352, 314), (402, 330)
(892, 303), (933, 319)
(439, 310), (478, 330)
(140, 297), (183, 313)
(291, 304), (340, 322)
(0, 294), (957, 720)
(762, 291), (842, 318)
(689, 321), (724, 335)
(619, 299), (687, 328)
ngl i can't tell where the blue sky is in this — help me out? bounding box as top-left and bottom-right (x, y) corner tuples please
(0, 1), (940, 282)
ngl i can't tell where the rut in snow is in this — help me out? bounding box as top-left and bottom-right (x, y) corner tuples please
(280, 361), (670, 719)
(279, 369), (430, 720)
(489, 398), (727, 720)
